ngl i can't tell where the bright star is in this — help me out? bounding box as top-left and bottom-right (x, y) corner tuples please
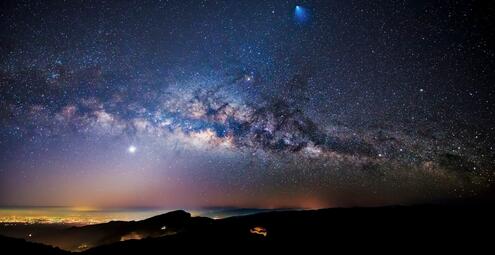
(244, 74), (253, 82)
(128, 145), (137, 154)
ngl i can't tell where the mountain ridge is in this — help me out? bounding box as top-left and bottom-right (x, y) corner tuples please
(1, 204), (494, 254)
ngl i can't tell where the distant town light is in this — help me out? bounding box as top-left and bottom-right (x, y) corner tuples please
(250, 226), (268, 237)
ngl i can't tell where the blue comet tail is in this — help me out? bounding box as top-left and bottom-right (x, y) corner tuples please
(295, 5), (310, 23)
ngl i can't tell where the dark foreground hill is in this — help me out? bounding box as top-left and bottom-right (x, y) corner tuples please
(1, 204), (494, 254)
(32, 210), (199, 251)
(0, 235), (68, 255)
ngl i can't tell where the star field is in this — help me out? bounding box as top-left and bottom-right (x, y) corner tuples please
(0, 0), (494, 208)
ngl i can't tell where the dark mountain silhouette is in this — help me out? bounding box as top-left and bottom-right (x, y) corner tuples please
(0, 235), (69, 255)
(32, 210), (201, 251)
(1, 204), (493, 254)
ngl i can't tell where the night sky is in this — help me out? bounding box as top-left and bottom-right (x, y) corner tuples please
(0, 0), (494, 209)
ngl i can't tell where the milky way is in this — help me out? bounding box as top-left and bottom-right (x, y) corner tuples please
(0, 0), (494, 208)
